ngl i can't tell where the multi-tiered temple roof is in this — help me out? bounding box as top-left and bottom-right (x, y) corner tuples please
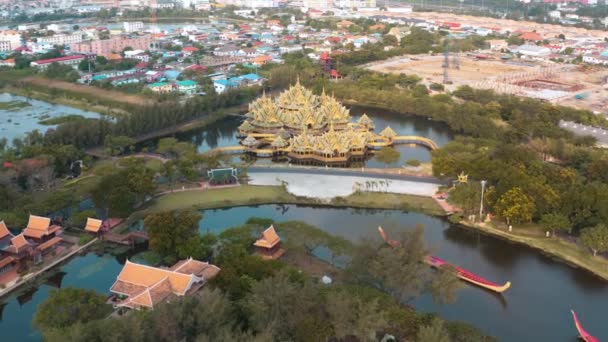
(245, 80), (352, 133)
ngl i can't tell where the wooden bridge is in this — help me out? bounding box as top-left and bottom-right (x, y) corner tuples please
(369, 135), (439, 150)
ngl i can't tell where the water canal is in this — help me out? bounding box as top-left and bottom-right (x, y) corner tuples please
(138, 105), (453, 168)
(2, 205), (606, 341)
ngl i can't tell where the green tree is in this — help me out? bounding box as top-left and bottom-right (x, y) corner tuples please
(539, 212), (571, 236)
(91, 165), (156, 217)
(417, 318), (451, 342)
(33, 288), (110, 331)
(580, 224), (608, 257)
(144, 209), (202, 263)
(326, 291), (388, 341)
(244, 271), (317, 340)
(494, 187), (536, 225)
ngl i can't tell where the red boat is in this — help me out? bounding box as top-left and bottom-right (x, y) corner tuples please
(377, 227), (511, 294)
(571, 310), (599, 342)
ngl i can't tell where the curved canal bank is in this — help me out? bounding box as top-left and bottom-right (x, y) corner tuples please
(1, 196), (607, 341)
(141, 184), (608, 282)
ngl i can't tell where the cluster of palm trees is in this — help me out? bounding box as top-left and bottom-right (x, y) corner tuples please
(352, 179), (392, 193)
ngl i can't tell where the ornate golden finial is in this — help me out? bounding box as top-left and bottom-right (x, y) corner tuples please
(296, 75), (300, 85)
(457, 172), (468, 184)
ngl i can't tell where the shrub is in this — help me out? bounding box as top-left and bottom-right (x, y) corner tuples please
(406, 159), (421, 167)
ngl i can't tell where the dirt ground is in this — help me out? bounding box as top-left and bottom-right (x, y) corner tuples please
(23, 77), (151, 106)
(368, 55), (535, 86)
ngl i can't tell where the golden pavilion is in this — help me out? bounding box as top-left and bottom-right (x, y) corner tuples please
(232, 81), (438, 165)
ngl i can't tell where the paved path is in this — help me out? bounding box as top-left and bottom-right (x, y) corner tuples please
(248, 171), (440, 199)
(248, 165), (447, 185)
(560, 120), (608, 147)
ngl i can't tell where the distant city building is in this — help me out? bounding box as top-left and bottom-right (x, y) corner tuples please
(37, 33), (84, 46)
(513, 44), (551, 58)
(71, 35), (153, 55)
(336, 0), (375, 8)
(30, 55), (86, 69)
(17, 24), (40, 31)
(123, 21), (144, 33)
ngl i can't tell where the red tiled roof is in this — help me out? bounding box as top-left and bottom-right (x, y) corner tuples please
(34, 55), (85, 65)
(36, 236), (62, 252)
(0, 256), (15, 269)
(11, 234), (30, 251)
(0, 221), (11, 239)
(253, 225), (281, 249)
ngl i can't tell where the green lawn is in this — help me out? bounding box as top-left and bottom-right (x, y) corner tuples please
(462, 221), (608, 281)
(142, 185), (444, 216)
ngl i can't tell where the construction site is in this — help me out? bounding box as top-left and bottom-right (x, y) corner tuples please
(367, 53), (608, 116)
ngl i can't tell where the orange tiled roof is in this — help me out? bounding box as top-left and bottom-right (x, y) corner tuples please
(26, 215), (50, 231)
(84, 218), (103, 233)
(36, 236), (62, 252)
(11, 234), (30, 251)
(253, 225), (280, 249)
(112, 260), (196, 296)
(171, 258), (221, 280)
(0, 221), (12, 239)
(111, 259), (219, 309)
(0, 256), (15, 269)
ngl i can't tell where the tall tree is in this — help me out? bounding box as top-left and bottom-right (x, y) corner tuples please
(539, 212), (571, 236)
(144, 209), (202, 262)
(33, 288), (111, 332)
(580, 224), (608, 257)
(494, 187), (536, 225)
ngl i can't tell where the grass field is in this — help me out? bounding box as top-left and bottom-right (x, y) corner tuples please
(142, 185), (445, 216)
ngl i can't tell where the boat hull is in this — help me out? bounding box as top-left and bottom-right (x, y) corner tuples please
(571, 310), (599, 342)
(377, 227), (511, 294)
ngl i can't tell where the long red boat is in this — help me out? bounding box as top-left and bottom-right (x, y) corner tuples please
(571, 310), (599, 342)
(377, 227), (511, 294)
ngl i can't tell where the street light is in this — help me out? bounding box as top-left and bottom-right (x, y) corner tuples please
(479, 180), (487, 222)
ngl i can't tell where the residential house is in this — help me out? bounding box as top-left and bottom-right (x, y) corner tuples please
(30, 55), (86, 69)
(488, 39), (508, 51)
(148, 82), (174, 93)
(176, 80), (198, 95)
(336, 20), (355, 30)
(214, 78), (239, 94)
(214, 45), (240, 57)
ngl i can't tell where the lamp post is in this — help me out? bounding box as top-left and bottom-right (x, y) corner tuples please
(479, 180), (487, 222)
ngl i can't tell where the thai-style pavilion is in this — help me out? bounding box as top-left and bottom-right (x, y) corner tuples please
(240, 80), (362, 136)
(110, 258), (220, 310)
(253, 225), (285, 260)
(84, 218), (103, 234)
(234, 82), (415, 165)
(22, 215), (63, 262)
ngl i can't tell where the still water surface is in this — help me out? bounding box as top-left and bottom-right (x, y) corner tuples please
(144, 106), (453, 167)
(0, 93), (103, 144)
(2, 205), (606, 341)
